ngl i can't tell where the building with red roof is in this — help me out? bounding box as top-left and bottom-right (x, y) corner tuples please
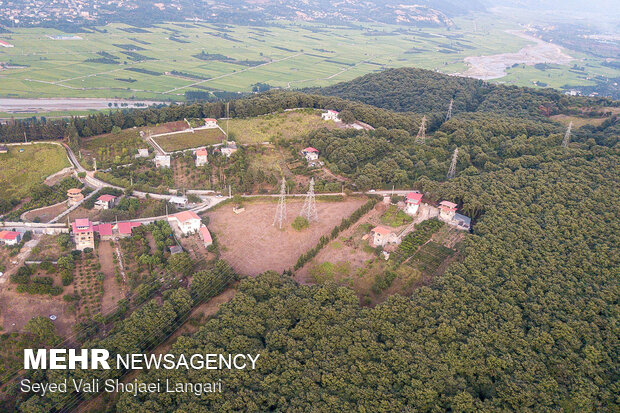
(405, 192), (424, 216)
(322, 110), (340, 122)
(199, 226), (212, 247)
(95, 194), (118, 210)
(204, 118), (218, 128)
(72, 218), (94, 250)
(0, 231), (21, 246)
(438, 201), (458, 222)
(94, 223), (114, 240)
(195, 148), (209, 166)
(168, 211), (202, 235)
(115, 222), (142, 237)
(0, 40), (14, 48)
(302, 147), (319, 161)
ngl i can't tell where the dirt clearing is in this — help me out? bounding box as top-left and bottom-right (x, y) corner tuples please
(205, 198), (367, 276)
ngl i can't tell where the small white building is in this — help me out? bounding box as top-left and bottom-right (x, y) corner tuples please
(195, 148), (208, 167)
(221, 141), (238, 157)
(169, 196), (188, 209)
(302, 147), (319, 161)
(168, 211), (202, 235)
(438, 201), (458, 222)
(0, 231), (21, 246)
(94, 194), (118, 210)
(204, 118), (218, 128)
(154, 155), (171, 168)
(200, 226), (213, 247)
(370, 226), (400, 248)
(404, 192), (423, 216)
(322, 110), (340, 122)
(135, 148), (149, 158)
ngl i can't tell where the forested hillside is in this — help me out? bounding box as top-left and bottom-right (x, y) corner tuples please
(6, 67), (619, 412)
(117, 144), (618, 410)
(312, 67), (619, 118)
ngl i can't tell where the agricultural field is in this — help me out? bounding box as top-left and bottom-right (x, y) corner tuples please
(0, 144), (70, 201)
(153, 127), (225, 152)
(227, 109), (339, 143)
(0, 15), (613, 105)
(81, 128), (146, 169)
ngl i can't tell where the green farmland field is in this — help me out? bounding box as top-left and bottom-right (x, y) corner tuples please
(153, 128), (225, 152)
(0, 15), (612, 105)
(0, 144), (70, 200)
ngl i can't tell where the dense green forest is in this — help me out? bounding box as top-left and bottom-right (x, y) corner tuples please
(114, 144), (618, 412)
(4, 68), (619, 411)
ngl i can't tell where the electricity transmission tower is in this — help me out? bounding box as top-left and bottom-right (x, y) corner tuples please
(445, 99), (453, 122)
(447, 147), (459, 180)
(415, 116), (426, 144)
(300, 178), (318, 223)
(273, 178), (287, 229)
(562, 121), (572, 148)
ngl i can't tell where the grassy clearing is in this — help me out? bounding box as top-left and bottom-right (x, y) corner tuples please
(153, 128), (225, 152)
(227, 109), (337, 144)
(549, 114), (608, 128)
(380, 205), (413, 227)
(81, 128), (145, 168)
(0, 144), (70, 200)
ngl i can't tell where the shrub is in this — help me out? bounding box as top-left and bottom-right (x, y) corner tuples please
(291, 216), (309, 231)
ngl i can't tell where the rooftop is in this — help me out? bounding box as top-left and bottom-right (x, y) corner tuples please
(372, 225), (392, 236)
(303, 147), (319, 153)
(200, 226), (212, 244)
(172, 210), (201, 223)
(97, 194), (116, 202)
(0, 231), (20, 240)
(406, 192), (423, 204)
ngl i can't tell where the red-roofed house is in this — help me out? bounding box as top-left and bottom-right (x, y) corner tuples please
(204, 118), (218, 128)
(302, 147), (319, 161)
(0, 40), (14, 48)
(94, 223), (114, 240)
(199, 226), (213, 248)
(195, 148), (209, 167)
(322, 109), (340, 122)
(0, 231), (21, 246)
(72, 218), (94, 250)
(168, 211), (202, 235)
(370, 225), (399, 248)
(94, 194), (118, 210)
(438, 201), (458, 222)
(405, 192), (424, 215)
(115, 222), (142, 238)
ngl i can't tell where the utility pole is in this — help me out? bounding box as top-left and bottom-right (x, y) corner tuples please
(447, 147), (459, 180)
(226, 102), (229, 141)
(300, 178), (318, 223)
(415, 116), (426, 144)
(24, 131), (27, 143)
(273, 178), (287, 229)
(562, 121), (572, 148)
(445, 99), (453, 122)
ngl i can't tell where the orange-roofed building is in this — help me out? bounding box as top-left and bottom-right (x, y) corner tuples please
(195, 148), (209, 167)
(370, 225), (399, 248)
(67, 188), (84, 206)
(204, 118), (218, 128)
(0, 230), (21, 246)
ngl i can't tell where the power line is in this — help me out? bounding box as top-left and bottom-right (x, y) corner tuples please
(447, 147), (459, 180)
(562, 121), (572, 148)
(299, 178), (318, 223)
(415, 116), (426, 144)
(273, 178), (286, 229)
(445, 98), (453, 122)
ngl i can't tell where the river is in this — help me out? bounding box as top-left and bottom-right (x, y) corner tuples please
(0, 98), (174, 114)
